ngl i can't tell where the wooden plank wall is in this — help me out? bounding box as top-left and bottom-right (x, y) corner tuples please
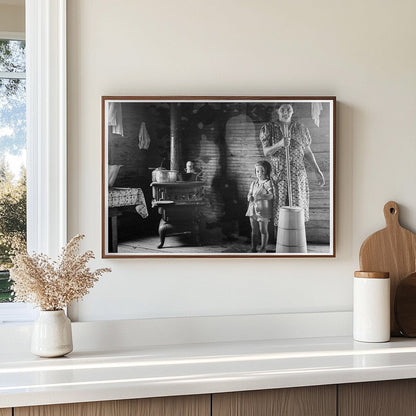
(296, 103), (331, 244)
(107, 102), (331, 244)
(182, 102), (331, 244)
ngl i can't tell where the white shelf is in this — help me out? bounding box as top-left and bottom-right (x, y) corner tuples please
(2, 334), (416, 408)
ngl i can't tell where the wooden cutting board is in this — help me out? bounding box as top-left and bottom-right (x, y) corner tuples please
(359, 201), (416, 335)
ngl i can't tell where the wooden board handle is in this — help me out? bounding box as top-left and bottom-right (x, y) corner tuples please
(384, 201), (400, 228)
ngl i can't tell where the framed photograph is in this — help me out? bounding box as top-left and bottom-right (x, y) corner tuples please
(102, 96), (336, 258)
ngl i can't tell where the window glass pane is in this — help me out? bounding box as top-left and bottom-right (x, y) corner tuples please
(0, 75), (26, 302)
(0, 40), (26, 73)
(0, 78), (26, 155)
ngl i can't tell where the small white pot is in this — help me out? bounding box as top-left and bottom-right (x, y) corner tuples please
(31, 310), (73, 357)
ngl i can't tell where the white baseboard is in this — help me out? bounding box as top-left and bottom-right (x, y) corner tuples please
(0, 311), (352, 353)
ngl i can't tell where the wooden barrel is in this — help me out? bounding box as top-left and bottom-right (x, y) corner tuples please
(276, 206), (307, 253)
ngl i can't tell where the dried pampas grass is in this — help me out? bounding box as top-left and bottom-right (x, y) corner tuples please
(10, 234), (111, 311)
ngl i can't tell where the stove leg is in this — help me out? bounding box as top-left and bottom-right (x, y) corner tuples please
(192, 221), (201, 246)
(158, 218), (172, 249)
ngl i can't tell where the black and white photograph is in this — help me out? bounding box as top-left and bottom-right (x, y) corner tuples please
(102, 97), (335, 257)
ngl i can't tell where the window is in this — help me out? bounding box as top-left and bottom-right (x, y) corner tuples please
(0, 32), (34, 322)
(0, 35), (26, 304)
(0, 0), (67, 323)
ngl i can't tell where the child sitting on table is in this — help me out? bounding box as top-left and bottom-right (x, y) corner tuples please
(246, 160), (274, 253)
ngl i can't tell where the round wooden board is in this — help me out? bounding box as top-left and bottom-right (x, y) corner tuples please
(360, 201), (416, 335)
(395, 272), (416, 337)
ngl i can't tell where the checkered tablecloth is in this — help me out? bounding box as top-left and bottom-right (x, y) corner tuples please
(108, 187), (149, 218)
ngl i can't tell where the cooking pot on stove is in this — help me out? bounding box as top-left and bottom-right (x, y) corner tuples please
(152, 167), (169, 182)
(167, 170), (178, 182)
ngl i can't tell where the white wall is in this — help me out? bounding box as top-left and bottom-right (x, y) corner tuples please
(67, 0), (416, 322)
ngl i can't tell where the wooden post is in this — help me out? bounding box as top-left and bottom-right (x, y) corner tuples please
(283, 124), (292, 207)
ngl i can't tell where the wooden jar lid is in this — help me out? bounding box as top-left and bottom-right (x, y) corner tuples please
(354, 271), (390, 279)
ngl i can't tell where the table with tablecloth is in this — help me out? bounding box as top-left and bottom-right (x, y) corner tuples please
(108, 187), (148, 253)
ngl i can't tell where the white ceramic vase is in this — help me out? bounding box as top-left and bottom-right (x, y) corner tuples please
(31, 310), (73, 357)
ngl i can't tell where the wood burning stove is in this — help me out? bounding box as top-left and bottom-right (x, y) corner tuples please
(151, 181), (205, 248)
(150, 103), (205, 248)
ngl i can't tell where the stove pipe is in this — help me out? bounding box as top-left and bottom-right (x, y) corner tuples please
(170, 103), (180, 172)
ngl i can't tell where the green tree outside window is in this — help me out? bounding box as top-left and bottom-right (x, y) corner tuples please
(0, 38), (27, 302)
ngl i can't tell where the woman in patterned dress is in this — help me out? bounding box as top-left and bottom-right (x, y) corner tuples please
(259, 104), (325, 226)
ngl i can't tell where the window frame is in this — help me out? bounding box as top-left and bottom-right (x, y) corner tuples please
(26, 0), (67, 257)
(0, 0), (67, 323)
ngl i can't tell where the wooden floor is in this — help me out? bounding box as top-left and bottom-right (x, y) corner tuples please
(118, 235), (330, 255)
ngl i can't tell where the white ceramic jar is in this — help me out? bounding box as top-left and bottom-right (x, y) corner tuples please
(353, 271), (390, 343)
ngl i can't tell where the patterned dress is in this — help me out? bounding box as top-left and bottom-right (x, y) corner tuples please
(259, 120), (311, 225)
(245, 179), (274, 221)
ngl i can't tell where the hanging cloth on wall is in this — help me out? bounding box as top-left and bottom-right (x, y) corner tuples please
(311, 102), (323, 127)
(138, 122), (151, 149)
(108, 102), (124, 136)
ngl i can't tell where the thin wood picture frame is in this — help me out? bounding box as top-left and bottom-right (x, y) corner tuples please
(102, 96), (336, 258)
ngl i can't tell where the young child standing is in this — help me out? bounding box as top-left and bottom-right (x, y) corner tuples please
(246, 160), (274, 253)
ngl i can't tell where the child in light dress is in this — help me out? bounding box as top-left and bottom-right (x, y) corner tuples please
(246, 160), (274, 253)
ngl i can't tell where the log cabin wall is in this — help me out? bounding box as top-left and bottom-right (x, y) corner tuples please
(298, 102), (331, 244)
(181, 102), (331, 244)
(181, 103), (225, 240)
(107, 102), (331, 245)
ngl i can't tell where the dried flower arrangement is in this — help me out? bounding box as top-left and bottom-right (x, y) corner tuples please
(10, 234), (111, 311)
